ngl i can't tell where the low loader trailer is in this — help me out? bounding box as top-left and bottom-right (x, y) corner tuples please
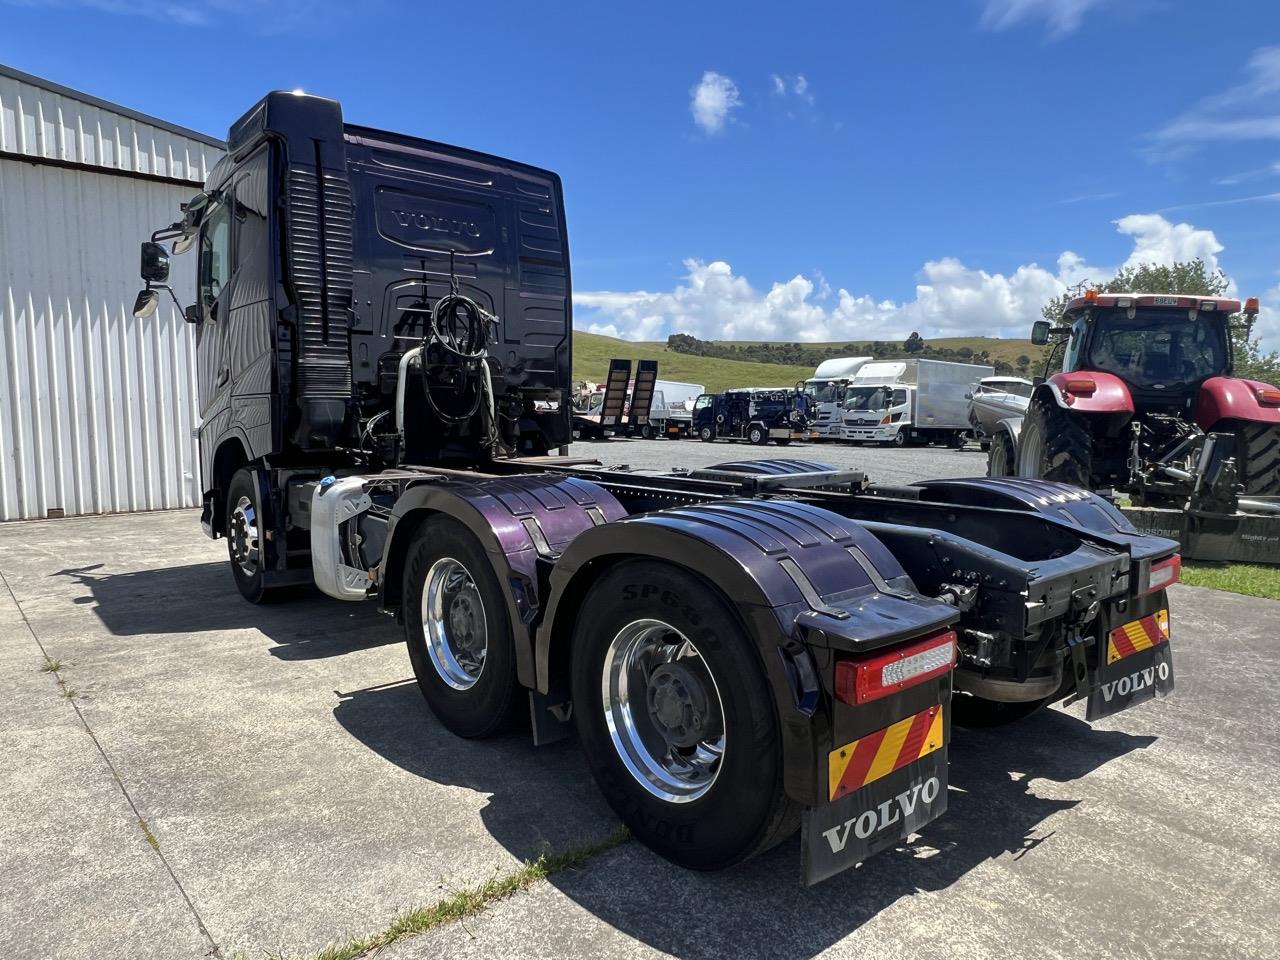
(134, 92), (1183, 885)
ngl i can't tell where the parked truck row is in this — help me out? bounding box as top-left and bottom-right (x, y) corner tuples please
(134, 91), (1183, 885)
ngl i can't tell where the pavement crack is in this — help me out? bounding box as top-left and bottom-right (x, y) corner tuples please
(0, 566), (224, 958)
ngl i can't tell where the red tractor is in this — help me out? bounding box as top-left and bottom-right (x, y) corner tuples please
(989, 292), (1280, 562)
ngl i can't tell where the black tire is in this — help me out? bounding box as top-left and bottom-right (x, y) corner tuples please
(951, 693), (1051, 728)
(1238, 421), (1280, 496)
(639, 423), (653, 440)
(748, 424), (767, 446)
(987, 431), (1015, 477)
(1017, 398), (1091, 487)
(699, 425), (716, 443)
(571, 561), (800, 870)
(402, 515), (519, 738)
(888, 431), (906, 448)
(226, 468), (273, 604)
(947, 431), (967, 449)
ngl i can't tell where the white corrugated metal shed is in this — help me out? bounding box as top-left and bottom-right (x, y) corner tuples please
(0, 64), (225, 521)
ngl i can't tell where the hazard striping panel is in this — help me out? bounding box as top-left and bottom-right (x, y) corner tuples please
(828, 705), (944, 800)
(1107, 609), (1169, 665)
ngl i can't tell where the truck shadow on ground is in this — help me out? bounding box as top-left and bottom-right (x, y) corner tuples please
(334, 682), (1155, 960)
(50, 562), (399, 660)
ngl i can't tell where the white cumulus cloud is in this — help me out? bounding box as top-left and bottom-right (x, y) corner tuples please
(689, 71), (742, 136)
(574, 214), (1277, 349)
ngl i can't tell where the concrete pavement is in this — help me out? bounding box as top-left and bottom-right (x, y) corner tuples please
(1, 503), (1277, 960)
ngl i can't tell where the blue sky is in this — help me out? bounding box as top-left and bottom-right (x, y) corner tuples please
(3, 0), (1279, 345)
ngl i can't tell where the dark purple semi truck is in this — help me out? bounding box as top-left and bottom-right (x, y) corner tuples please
(134, 92), (1182, 885)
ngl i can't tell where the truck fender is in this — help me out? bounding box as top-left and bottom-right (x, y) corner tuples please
(1196, 376), (1280, 429)
(201, 431), (255, 539)
(379, 474), (627, 691)
(1036, 372), (1134, 414)
(535, 499), (959, 806)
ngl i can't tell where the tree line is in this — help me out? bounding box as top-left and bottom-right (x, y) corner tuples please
(666, 332), (1042, 376)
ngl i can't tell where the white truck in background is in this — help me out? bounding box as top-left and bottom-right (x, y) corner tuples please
(842, 358), (995, 447)
(800, 357), (874, 439)
(649, 380), (705, 437)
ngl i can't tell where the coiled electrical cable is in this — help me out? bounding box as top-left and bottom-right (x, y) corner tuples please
(418, 292), (499, 427)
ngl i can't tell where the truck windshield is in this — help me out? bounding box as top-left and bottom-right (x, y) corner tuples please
(1088, 309), (1228, 387)
(807, 381), (841, 403)
(844, 386), (889, 411)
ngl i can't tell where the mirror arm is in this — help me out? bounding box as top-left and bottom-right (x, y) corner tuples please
(142, 281), (188, 316)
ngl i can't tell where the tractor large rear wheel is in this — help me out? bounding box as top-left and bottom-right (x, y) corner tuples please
(1238, 422), (1280, 496)
(1017, 398), (1091, 488)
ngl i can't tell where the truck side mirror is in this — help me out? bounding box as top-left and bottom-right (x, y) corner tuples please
(140, 241), (171, 283)
(1030, 320), (1051, 346)
(184, 303), (203, 325)
(132, 289), (160, 319)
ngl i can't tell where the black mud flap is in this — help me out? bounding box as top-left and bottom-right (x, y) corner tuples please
(1085, 610), (1174, 721)
(801, 748), (947, 886)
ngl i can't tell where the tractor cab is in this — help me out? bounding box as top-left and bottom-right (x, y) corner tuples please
(1052, 293), (1234, 410)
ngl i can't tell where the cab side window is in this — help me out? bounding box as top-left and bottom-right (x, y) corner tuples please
(198, 200), (233, 319)
(1064, 316), (1088, 370)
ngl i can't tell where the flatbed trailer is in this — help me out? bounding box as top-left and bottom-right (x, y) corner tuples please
(132, 91), (1183, 885)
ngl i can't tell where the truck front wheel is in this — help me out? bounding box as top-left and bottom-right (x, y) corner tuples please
(571, 561), (799, 870)
(699, 425), (716, 442)
(226, 468), (273, 604)
(403, 516), (518, 738)
(747, 424), (767, 445)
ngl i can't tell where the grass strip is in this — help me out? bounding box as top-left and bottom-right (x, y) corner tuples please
(292, 827), (629, 960)
(1181, 562), (1280, 602)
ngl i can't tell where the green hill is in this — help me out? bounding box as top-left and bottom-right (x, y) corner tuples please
(714, 336), (1042, 368)
(572, 332), (1042, 392)
(573, 332), (813, 392)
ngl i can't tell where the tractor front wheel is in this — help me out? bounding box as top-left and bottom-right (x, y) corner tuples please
(1237, 422), (1280, 496)
(987, 431), (1015, 477)
(1017, 399), (1091, 488)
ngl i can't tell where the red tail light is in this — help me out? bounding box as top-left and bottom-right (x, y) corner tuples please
(1140, 554), (1181, 596)
(834, 629), (957, 705)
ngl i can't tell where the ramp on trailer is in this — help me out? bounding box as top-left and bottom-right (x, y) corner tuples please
(627, 360), (658, 432)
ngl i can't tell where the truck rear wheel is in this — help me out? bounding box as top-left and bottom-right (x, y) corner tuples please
(1237, 421), (1280, 496)
(226, 468), (274, 604)
(1018, 398), (1090, 488)
(571, 561), (799, 870)
(403, 516), (518, 738)
(747, 424), (767, 445)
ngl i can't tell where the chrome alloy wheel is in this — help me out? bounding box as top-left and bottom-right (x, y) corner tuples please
(229, 496), (260, 576)
(602, 619), (726, 803)
(422, 557), (488, 690)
